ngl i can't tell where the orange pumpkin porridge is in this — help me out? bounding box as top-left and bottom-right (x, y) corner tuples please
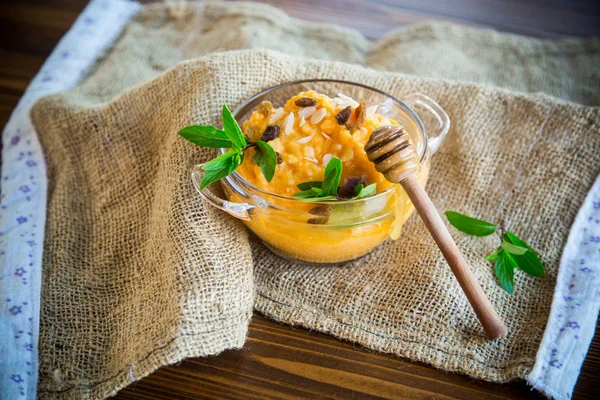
(225, 90), (428, 263)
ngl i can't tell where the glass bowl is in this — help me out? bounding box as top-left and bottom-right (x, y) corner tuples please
(192, 80), (449, 264)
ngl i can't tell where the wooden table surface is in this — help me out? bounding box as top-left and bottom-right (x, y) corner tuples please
(1, 0), (599, 399)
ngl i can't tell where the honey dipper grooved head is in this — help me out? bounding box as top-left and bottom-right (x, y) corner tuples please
(365, 125), (420, 183)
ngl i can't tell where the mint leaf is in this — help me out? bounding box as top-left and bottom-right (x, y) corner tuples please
(233, 151), (244, 167)
(322, 157), (342, 196)
(495, 250), (516, 294)
(485, 248), (502, 261)
(295, 196), (338, 202)
(293, 189), (315, 197)
(297, 181), (323, 191)
(444, 211), (497, 237)
(353, 183), (364, 197)
(501, 242), (528, 255)
(200, 150), (242, 189)
(202, 150), (240, 171)
(503, 232), (545, 278)
(200, 167), (232, 190)
(178, 125), (232, 148)
(355, 183), (377, 199)
(222, 103), (246, 150)
(252, 140), (277, 182)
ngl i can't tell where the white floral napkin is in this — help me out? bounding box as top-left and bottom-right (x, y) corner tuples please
(0, 1), (141, 398)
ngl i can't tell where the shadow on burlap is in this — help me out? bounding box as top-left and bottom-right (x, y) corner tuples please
(30, 2), (600, 399)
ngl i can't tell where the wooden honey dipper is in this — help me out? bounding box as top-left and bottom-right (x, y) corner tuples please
(365, 126), (507, 340)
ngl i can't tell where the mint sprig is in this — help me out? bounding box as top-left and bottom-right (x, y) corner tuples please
(294, 158), (379, 202)
(178, 103), (277, 189)
(293, 157), (343, 201)
(445, 210), (545, 293)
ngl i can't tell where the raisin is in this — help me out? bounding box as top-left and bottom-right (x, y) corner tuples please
(307, 205), (332, 224)
(276, 152), (283, 164)
(257, 101), (273, 116)
(295, 97), (317, 107)
(260, 125), (280, 141)
(336, 106), (352, 125)
(345, 122), (357, 134)
(309, 205), (333, 216)
(338, 175), (368, 198)
(244, 125), (261, 141)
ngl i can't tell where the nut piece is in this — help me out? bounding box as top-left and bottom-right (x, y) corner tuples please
(336, 106), (352, 125)
(355, 101), (366, 128)
(260, 125), (281, 141)
(310, 108), (327, 124)
(295, 97), (317, 107)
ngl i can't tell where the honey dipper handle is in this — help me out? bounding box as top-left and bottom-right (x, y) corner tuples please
(401, 174), (507, 340)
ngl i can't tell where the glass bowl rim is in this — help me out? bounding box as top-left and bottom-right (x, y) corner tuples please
(222, 79), (430, 205)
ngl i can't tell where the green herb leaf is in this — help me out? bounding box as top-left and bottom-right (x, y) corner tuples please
(495, 251), (516, 294)
(322, 157), (343, 196)
(501, 241), (528, 255)
(199, 167), (232, 190)
(295, 196), (338, 202)
(485, 248), (502, 261)
(199, 150), (242, 189)
(293, 189), (315, 197)
(353, 184), (364, 197)
(202, 150), (240, 171)
(503, 232), (545, 277)
(355, 183), (377, 199)
(444, 211), (497, 237)
(293, 187), (331, 200)
(233, 151), (244, 166)
(293, 158), (343, 201)
(252, 140), (277, 182)
(178, 125), (232, 148)
(222, 104), (246, 150)
(297, 181), (323, 191)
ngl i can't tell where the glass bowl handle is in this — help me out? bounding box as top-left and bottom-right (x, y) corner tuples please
(402, 93), (450, 155)
(191, 164), (254, 221)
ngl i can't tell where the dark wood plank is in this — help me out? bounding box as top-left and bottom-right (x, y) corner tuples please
(1, 1), (598, 399)
(223, 0), (600, 40)
(115, 314), (545, 400)
(0, 3), (81, 56)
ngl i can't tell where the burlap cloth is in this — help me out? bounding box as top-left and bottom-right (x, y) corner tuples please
(30, 1), (600, 399)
